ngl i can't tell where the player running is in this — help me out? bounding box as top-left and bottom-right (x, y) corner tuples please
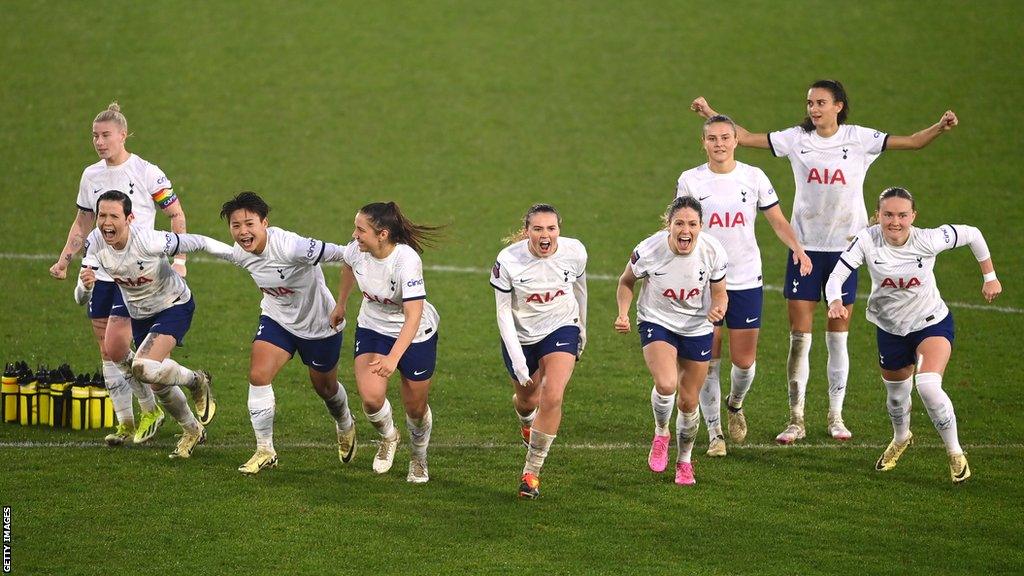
(491, 204), (588, 499)
(615, 196), (728, 486)
(53, 102), (203, 446)
(677, 114), (811, 455)
(826, 187), (1001, 483)
(691, 80), (959, 443)
(329, 202), (441, 483)
(197, 192), (358, 475)
(79, 191), (222, 459)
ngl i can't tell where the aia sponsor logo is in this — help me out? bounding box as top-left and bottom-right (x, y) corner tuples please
(363, 292), (399, 306)
(260, 287), (296, 297)
(806, 168), (846, 185)
(707, 212), (746, 228)
(114, 276), (153, 288)
(662, 287), (701, 300)
(526, 289), (566, 304)
(880, 277), (921, 289)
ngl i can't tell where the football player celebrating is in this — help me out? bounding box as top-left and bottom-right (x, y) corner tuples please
(677, 114), (811, 456)
(615, 196), (728, 486)
(199, 192), (358, 475)
(490, 204), (588, 499)
(79, 191), (225, 459)
(692, 80), (959, 444)
(53, 102), (204, 446)
(826, 187), (1001, 483)
(329, 202), (441, 484)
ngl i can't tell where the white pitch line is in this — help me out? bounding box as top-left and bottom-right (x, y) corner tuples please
(5, 252), (1020, 314)
(1, 440), (1022, 450)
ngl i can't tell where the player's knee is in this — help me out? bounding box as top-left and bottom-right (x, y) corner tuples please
(133, 358), (165, 384)
(248, 369), (272, 387)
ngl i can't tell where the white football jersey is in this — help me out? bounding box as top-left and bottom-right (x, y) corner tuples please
(828, 224), (985, 336)
(676, 161), (778, 290)
(490, 237), (588, 345)
(211, 227), (346, 340)
(768, 125), (888, 251)
(343, 242), (439, 342)
(76, 154), (175, 282)
(84, 225), (228, 319)
(630, 231), (727, 337)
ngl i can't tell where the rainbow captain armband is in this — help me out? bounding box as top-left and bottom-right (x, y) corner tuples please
(151, 188), (178, 209)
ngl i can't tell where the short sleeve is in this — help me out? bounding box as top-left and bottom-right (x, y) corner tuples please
(398, 250), (427, 302)
(629, 243), (649, 279)
(572, 240), (588, 278)
(341, 241), (360, 268)
(146, 164), (177, 209)
(286, 231), (329, 265)
(709, 244), (728, 283)
(918, 225), (962, 256)
(767, 126), (800, 158)
(855, 125), (888, 156)
(76, 173), (92, 212)
(839, 229), (868, 270)
(675, 173), (692, 198)
(490, 255), (512, 293)
(754, 168), (779, 210)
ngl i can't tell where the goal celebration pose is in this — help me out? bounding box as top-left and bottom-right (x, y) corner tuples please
(692, 80), (958, 443)
(330, 202), (441, 483)
(615, 196), (728, 486)
(676, 114), (810, 455)
(825, 187), (1001, 483)
(491, 204), (588, 499)
(54, 102), (199, 446)
(198, 192), (358, 475)
(79, 191), (220, 459)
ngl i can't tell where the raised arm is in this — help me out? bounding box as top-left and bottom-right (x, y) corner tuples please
(172, 233), (234, 260)
(943, 224), (1000, 303)
(690, 97), (771, 149)
(614, 263), (638, 333)
(885, 111), (958, 150)
(50, 208), (96, 279)
(762, 205), (812, 276)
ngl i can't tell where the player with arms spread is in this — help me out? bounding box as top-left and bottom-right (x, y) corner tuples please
(692, 80), (958, 443)
(826, 187), (1001, 483)
(201, 192), (358, 475)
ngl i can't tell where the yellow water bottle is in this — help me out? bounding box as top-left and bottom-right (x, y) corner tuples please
(37, 366), (51, 426)
(49, 365), (72, 428)
(19, 368), (38, 426)
(71, 374), (91, 430)
(1, 361), (19, 423)
(89, 372), (107, 429)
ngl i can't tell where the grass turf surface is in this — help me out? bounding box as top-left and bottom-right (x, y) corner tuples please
(1, 1), (1023, 574)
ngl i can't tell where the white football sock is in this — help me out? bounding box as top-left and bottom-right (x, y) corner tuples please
(523, 429), (556, 475)
(650, 388), (675, 437)
(406, 405), (433, 458)
(675, 408), (700, 463)
(134, 357), (198, 388)
(786, 332), (812, 419)
(883, 376), (913, 443)
(324, 382), (354, 431)
(102, 360), (134, 427)
(248, 383), (275, 450)
(915, 372), (962, 454)
(699, 359), (722, 439)
(729, 362), (756, 408)
(366, 399), (397, 439)
(513, 394), (538, 427)
(826, 331), (850, 415)
(116, 352), (156, 412)
(154, 386), (198, 430)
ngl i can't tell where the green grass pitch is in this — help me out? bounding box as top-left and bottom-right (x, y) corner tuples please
(1, 1), (1022, 574)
